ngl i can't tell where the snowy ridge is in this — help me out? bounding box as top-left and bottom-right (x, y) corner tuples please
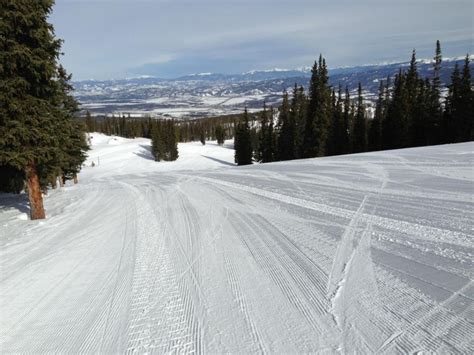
(0, 135), (473, 353)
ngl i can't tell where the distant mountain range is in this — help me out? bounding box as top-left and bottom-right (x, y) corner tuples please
(74, 56), (472, 119)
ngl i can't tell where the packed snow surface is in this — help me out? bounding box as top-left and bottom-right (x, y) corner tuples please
(0, 135), (473, 353)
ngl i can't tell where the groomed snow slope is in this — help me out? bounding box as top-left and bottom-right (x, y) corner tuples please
(1, 135), (473, 353)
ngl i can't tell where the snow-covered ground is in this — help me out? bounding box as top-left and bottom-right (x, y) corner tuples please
(0, 135), (473, 353)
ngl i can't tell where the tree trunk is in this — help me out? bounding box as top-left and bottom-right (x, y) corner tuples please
(59, 175), (65, 187)
(51, 177), (57, 189)
(25, 163), (46, 220)
(73, 174), (78, 184)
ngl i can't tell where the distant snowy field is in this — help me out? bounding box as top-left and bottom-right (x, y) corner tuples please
(0, 134), (473, 353)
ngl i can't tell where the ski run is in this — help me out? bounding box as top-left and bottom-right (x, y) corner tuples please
(0, 134), (473, 354)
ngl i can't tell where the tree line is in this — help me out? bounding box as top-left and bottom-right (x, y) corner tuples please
(83, 111), (260, 161)
(84, 111), (253, 143)
(235, 42), (472, 165)
(0, 0), (88, 219)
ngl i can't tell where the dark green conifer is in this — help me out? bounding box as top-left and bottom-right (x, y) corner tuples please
(303, 55), (332, 158)
(368, 80), (384, 151)
(0, 0), (87, 219)
(215, 125), (225, 145)
(427, 40), (443, 144)
(277, 91), (295, 160)
(352, 83), (367, 153)
(234, 108), (253, 165)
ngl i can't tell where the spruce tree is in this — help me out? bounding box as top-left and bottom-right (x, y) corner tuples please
(335, 86), (346, 155)
(215, 125), (225, 145)
(294, 85), (307, 159)
(383, 70), (410, 149)
(277, 91), (295, 160)
(54, 65), (88, 184)
(342, 86), (353, 154)
(151, 123), (164, 161)
(368, 80), (384, 151)
(457, 55), (473, 142)
(303, 55), (332, 158)
(427, 40), (443, 144)
(406, 50), (419, 146)
(85, 111), (95, 132)
(258, 103), (275, 163)
(352, 83), (367, 153)
(234, 108), (253, 165)
(444, 63), (461, 143)
(0, 0), (86, 219)
(327, 86), (346, 156)
(200, 126), (206, 145)
(164, 120), (179, 161)
(256, 103), (268, 162)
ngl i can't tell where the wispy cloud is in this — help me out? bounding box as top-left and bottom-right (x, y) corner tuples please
(51, 0), (473, 80)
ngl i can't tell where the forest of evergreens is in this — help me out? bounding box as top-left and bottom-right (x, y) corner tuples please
(84, 42), (472, 167)
(235, 42), (472, 165)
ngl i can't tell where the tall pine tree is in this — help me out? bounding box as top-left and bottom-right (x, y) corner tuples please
(277, 91), (295, 160)
(0, 0), (87, 219)
(352, 83), (367, 153)
(234, 109), (253, 165)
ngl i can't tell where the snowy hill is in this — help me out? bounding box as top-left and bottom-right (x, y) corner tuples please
(0, 136), (473, 353)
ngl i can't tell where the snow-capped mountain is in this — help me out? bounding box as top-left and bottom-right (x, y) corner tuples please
(74, 57), (471, 119)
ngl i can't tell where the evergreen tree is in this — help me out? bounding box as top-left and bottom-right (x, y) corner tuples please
(164, 120), (179, 161)
(427, 40), (443, 144)
(352, 83), (367, 153)
(257, 103), (276, 163)
(0, 0), (87, 219)
(200, 126), (206, 145)
(85, 111), (95, 132)
(457, 55), (473, 141)
(342, 86), (353, 154)
(444, 63), (461, 143)
(215, 125), (225, 145)
(234, 108), (253, 165)
(383, 70), (410, 149)
(368, 80), (384, 151)
(303, 55), (332, 158)
(256, 103), (268, 162)
(151, 120), (178, 161)
(411, 78), (430, 147)
(406, 50), (419, 146)
(294, 85), (307, 159)
(277, 90), (295, 160)
(53, 65), (88, 184)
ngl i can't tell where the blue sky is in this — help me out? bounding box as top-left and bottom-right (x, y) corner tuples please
(51, 0), (473, 80)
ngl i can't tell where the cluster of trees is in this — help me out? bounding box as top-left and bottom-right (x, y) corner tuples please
(235, 42), (472, 165)
(151, 120), (179, 161)
(370, 43), (472, 151)
(0, 0), (88, 219)
(83, 112), (261, 162)
(84, 112), (155, 139)
(84, 112), (242, 144)
(234, 109), (254, 165)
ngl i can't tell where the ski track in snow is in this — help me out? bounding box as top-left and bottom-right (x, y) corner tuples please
(0, 135), (473, 354)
